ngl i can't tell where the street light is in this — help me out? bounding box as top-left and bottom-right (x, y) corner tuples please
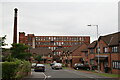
(87, 24), (100, 72)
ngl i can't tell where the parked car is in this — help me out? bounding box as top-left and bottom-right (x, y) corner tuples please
(73, 63), (90, 70)
(34, 64), (45, 72)
(31, 63), (36, 68)
(50, 63), (55, 66)
(51, 63), (62, 69)
(50, 61), (57, 66)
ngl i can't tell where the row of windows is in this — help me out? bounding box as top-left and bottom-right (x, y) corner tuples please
(112, 61), (120, 69)
(28, 37), (32, 41)
(112, 46), (119, 53)
(35, 42), (82, 46)
(35, 37), (87, 41)
(48, 47), (57, 51)
(89, 46), (119, 54)
(53, 52), (61, 55)
(48, 47), (69, 51)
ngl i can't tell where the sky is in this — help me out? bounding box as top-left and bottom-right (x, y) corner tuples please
(0, 0), (119, 48)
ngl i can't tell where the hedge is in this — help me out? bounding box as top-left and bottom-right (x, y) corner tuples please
(2, 59), (31, 80)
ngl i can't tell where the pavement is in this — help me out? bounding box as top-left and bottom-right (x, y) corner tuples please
(22, 64), (119, 80)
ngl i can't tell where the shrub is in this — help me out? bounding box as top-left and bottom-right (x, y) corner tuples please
(15, 60), (31, 78)
(2, 60), (21, 79)
(2, 60), (31, 79)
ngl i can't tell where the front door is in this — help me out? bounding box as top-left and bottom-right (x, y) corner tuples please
(104, 61), (108, 73)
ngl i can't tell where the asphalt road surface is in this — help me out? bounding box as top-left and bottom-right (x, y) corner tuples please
(23, 64), (119, 80)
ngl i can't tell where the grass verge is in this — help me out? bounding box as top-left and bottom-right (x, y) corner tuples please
(94, 73), (120, 78)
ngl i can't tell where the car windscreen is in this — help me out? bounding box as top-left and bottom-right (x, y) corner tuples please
(36, 64), (44, 66)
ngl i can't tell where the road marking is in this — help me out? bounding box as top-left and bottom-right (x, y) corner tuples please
(42, 73), (52, 79)
(47, 76), (51, 78)
(42, 72), (47, 80)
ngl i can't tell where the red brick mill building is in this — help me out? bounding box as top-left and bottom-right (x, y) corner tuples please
(19, 32), (90, 53)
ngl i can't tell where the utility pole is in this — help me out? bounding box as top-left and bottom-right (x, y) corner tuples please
(87, 24), (100, 72)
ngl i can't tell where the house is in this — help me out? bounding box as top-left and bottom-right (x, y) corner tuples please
(61, 43), (89, 67)
(29, 48), (53, 63)
(88, 32), (120, 74)
(97, 32), (120, 74)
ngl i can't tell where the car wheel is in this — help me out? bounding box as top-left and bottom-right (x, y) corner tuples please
(87, 68), (90, 70)
(76, 68), (79, 70)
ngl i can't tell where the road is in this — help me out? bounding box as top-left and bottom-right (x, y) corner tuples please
(23, 64), (119, 80)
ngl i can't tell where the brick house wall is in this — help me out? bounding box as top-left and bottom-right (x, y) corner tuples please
(111, 53), (120, 74)
(88, 32), (120, 74)
(71, 44), (88, 67)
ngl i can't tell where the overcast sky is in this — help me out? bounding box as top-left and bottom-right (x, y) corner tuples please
(0, 0), (119, 48)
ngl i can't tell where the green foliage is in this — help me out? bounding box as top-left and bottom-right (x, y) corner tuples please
(5, 54), (15, 62)
(34, 55), (43, 62)
(0, 35), (7, 46)
(15, 60), (31, 79)
(12, 53), (32, 60)
(95, 72), (120, 78)
(10, 43), (32, 60)
(2, 60), (31, 79)
(11, 43), (28, 54)
(2, 60), (21, 79)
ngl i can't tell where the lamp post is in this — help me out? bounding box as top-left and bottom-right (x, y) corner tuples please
(87, 24), (100, 72)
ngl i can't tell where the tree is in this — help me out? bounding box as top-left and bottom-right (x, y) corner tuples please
(0, 35), (7, 46)
(10, 43), (32, 60)
(34, 55), (43, 63)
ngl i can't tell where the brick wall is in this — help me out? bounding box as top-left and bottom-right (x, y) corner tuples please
(71, 44), (88, 67)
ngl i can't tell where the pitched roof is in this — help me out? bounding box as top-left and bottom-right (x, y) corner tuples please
(63, 44), (82, 52)
(30, 48), (52, 56)
(88, 40), (97, 49)
(99, 32), (120, 46)
(63, 43), (89, 52)
(53, 47), (66, 52)
(81, 46), (88, 52)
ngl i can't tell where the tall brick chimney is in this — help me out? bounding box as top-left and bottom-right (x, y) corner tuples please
(13, 8), (18, 44)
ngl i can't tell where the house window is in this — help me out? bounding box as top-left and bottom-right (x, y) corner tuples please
(112, 61), (120, 69)
(90, 49), (94, 54)
(85, 52), (88, 57)
(104, 47), (108, 53)
(112, 46), (118, 53)
(28, 37), (32, 41)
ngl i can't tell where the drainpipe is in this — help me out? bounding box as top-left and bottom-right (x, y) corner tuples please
(108, 37), (113, 74)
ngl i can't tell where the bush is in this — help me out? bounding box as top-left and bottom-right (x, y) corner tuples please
(16, 60), (31, 78)
(2, 60), (21, 79)
(2, 59), (31, 79)
(92, 65), (97, 70)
